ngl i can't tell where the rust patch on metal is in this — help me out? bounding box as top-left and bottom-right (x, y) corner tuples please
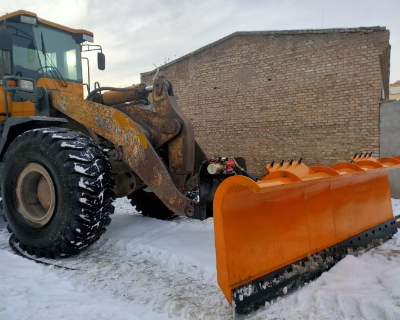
(50, 90), (193, 216)
(151, 79), (196, 188)
(111, 161), (141, 198)
(138, 133), (148, 149)
(102, 84), (147, 105)
(115, 105), (181, 148)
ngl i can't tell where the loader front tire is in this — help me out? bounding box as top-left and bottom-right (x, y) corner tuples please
(128, 189), (175, 220)
(2, 128), (115, 258)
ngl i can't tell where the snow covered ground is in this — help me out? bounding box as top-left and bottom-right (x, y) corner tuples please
(1, 198), (400, 320)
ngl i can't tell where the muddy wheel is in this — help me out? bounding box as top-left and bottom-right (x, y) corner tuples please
(128, 189), (175, 220)
(2, 128), (115, 258)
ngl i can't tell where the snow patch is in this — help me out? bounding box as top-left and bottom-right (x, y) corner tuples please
(0, 250), (161, 320)
(1, 197), (400, 320)
(74, 160), (103, 175)
(75, 164), (88, 174)
(254, 233), (400, 320)
(79, 177), (98, 192)
(79, 197), (88, 204)
(52, 134), (69, 139)
(61, 142), (77, 148)
(70, 154), (90, 161)
(101, 203), (217, 283)
(79, 214), (90, 222)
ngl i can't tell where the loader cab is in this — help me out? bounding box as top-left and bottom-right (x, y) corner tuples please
(0, 10), (102, 120)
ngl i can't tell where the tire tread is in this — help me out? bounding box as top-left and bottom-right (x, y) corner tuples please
(3, 127), (115, 257)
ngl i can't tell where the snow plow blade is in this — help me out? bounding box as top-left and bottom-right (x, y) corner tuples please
(213, 154), (400, 317)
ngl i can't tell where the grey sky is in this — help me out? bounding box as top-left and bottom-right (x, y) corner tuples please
(3, 0), (400, 88)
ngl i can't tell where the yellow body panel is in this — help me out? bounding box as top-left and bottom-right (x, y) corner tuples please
(36, 78), (84, 97)
(0, 79), (84, 120)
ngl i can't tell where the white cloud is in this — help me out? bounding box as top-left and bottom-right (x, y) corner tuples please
(1, 0), (399, 87)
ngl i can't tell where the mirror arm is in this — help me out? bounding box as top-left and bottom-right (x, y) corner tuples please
(81, 57), (90, 93)
(83, 83), (90, 97)
(82, 44), (102, 53)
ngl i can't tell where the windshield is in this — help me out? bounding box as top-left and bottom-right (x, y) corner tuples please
(7, 21), (82, 83)
(7, 22), (41, 81)
(33, 24), (82, 83)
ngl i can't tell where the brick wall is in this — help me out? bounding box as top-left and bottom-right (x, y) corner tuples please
(141, 27), (390, 177)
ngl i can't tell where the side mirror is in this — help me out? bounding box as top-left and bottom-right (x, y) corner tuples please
(97, 52), (105, 71)
(0, 29), (13, 52)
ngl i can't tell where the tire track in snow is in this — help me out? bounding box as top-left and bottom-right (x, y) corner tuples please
(0, 198), (231, 319)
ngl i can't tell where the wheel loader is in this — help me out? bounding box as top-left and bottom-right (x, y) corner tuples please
(0, 10), (399, 317)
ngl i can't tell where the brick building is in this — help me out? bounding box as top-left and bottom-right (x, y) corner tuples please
(141, 27), (390, 177)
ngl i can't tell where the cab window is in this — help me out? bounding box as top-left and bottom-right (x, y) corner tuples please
(7, 22), (42, 81)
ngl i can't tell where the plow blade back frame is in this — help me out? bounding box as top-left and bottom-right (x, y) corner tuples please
(213, 155), (400, 317)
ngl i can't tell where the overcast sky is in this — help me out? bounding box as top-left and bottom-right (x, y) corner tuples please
(2, 0), (400, 88)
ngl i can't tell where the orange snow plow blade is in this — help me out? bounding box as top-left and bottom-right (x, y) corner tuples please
(213, 154), (400, 316)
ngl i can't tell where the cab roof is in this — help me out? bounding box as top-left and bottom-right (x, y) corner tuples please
(0, 10), (93, 36)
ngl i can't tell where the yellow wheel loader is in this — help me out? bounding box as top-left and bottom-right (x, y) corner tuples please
(0, 10), (399, 317)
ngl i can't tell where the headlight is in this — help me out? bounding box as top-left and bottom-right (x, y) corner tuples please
(20, 80), (34, 91)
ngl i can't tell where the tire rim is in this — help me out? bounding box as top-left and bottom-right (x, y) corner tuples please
(15, 163), (56, 228)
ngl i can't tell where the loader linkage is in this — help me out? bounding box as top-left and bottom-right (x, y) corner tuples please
(49, 81), (253, 221)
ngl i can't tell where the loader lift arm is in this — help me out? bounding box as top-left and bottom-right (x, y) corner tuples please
(50, 79), (202, 218)
(99, 80), (198, 190)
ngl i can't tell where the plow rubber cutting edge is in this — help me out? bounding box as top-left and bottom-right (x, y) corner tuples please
(214, 154), (400, 317)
